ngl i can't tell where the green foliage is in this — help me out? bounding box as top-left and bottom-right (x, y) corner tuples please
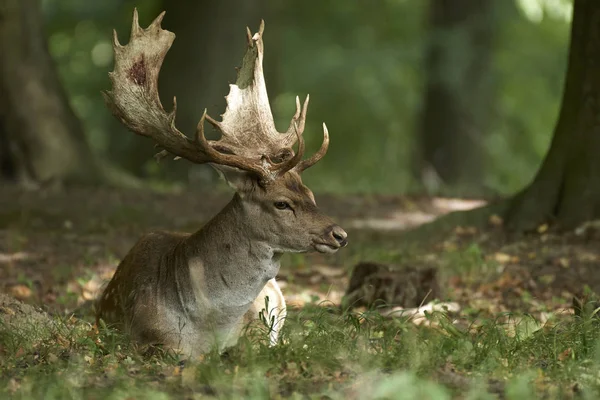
(487, 1), (570, 193)
(273, 0), (427, 194)
(3, 301), (600, 398)
(42, 0), (571, 195)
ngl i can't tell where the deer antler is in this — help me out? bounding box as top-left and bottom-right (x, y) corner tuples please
(102, 9), (327, 183)
(294, 123), (329, 173)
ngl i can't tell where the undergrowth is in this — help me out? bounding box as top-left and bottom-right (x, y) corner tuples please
(2, 301), (600, 399)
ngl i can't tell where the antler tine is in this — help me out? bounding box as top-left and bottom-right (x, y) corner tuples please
(276, 122), (305, 178)
(204, 113), (224, 131)
(154, 149), (169, 162)
(246, 27), (253, 46)
(299, 94), (309, 130)
(293, 96), (301, 120)
(195, 109), (270, 179)
(150, 10), (166, 29)
(112, 29), (122, 49)
(284, 95), (310, 147)
(131, 8), (141, 36)
(294, 123), (330, 173)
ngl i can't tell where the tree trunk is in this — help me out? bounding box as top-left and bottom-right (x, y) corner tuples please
(415, 0), (495, 194)
(0, 0), (100, 185)
(505, 0), (600, 230)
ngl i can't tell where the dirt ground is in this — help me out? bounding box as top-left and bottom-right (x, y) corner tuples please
(0, 184), (598, 320)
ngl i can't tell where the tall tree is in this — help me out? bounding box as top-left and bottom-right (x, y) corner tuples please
(505, 0), (600, 230)
(0, 0), (100, 185)
(415, 0), (495, 194)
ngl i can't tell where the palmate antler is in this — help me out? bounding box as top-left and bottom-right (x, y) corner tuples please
(102, 9), (329, 183)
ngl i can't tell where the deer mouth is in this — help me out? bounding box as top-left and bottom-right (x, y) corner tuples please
(313, 242), (341, 254)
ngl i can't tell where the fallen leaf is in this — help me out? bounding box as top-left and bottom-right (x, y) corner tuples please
(489, 214), (503, 226)
(493, 253), (512, 264)
(14, 347), (25, 358)
(83, 279), (101, 292)
(87, 323), (99, 337)
(442, 242), (458, 251)
(8, 284), (32, 300)
(558, 348), (572, 361)
(558, 258), (570, 268)
(455, 226), (478, 236)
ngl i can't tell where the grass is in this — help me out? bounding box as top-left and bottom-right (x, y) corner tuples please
(2, 298), (600, 399)
(2, 187), (599, 398)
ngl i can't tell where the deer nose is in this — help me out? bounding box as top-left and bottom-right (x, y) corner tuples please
(330, 226), (348, 247)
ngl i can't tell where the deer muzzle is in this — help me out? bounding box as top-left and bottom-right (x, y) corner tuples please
(313, 225), (348, 254)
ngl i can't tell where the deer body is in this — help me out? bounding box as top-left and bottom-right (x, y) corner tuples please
(98, 198), (286, 355)
(97, 10), (346, 357)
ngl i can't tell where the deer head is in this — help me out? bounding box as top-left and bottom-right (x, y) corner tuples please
(102, 9), (347, 254)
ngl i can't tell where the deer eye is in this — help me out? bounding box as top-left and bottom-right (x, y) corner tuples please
(274, 201), (291, 210)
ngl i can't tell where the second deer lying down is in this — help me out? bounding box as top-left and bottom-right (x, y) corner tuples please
(96, 10), (348, 358)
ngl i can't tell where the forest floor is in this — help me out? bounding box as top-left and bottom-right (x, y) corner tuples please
(1, 185), (600, 399)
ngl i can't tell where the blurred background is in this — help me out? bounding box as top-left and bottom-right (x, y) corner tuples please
(1, 0), (573, 197)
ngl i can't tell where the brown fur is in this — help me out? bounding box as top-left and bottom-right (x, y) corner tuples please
(99, 11), (347, 358)
(97, 170), (346, 358)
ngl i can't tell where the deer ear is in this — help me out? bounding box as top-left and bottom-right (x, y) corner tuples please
(210, 164), (257, 193)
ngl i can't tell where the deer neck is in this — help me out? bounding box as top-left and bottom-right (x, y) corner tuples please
(185, 193), (281, 309)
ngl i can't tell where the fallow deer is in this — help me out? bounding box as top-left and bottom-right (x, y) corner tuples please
(96, 10), (348, 358)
